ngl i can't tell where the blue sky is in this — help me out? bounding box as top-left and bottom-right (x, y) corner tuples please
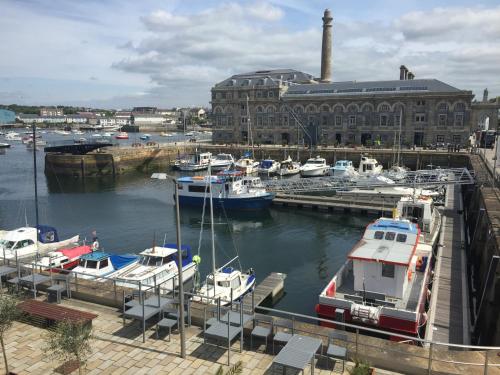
(1, 0), (499, 108)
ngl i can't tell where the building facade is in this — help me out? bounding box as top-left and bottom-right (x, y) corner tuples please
(40, 107), (63, 116)
(211, 69), (475, 147)
(0, 109), (16, 124)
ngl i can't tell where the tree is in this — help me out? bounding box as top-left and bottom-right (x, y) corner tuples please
(0, 294), (19, 375)
(44, 319), (93, 375)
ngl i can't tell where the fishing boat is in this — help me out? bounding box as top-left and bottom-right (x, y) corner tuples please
(71, 252), (139, 280)
(330, 160), (357, 178)
(299, 156), (329, 177)
(112, 244), (197, 291)
(316, 196), (441, 338)
(115, 132), (129, 139)
(234, 156), (259, 175)
(0, 226), (80, 260)
(140, 134), (151, 140)
(25, 245), (92, 272)
(277, 156), (300, 176)
(176, 171), (275, 210)
(178, 152), (212, 171)
(358, 155), (383, 176)
(257, 159), (280, 175)
(210, 153), (234, 171)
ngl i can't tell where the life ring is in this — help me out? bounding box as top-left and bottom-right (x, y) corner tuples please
(192, 176), (204, 180)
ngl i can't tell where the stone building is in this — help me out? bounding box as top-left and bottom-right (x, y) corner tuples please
(210, 9), (487, 147)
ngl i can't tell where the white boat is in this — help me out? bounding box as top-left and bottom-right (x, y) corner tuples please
(71, 252), (139, 280)
(210, 153), (234, 171)
(277, 156), (300, 176)
(103, 132), (112, 137)
(0, 226), (80, 260)
(72, 130), (84, 135)
(178, 152), (212, 171)
(234, 157), (259, 175)
(0, 143), (11, 149)
(299, 156), (329, 177)
(92, 133), (102, 138)
(317, 195), (441, 338)
(358, 155), (383, 176)
(54, 130), (70, 135)
(5, 133), (21, 141)
(185, 132), (194, 137)
(160, 132), (173, 137)
(257, 159), (280, 175)
(111, 244), (197, 291)
(386, 165), (409, 181)
(330, 160), (358, 178)
(115, 132), (129, 139)
(23, 245), (92, 271)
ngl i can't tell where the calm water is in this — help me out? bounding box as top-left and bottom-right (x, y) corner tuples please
(0, 129), (373, 314)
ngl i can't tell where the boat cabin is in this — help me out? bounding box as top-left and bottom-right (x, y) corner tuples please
(304, 156), (326, 165)
(207, 268), (245, 292)
(359, 156), (382, 175)
(397, 197), (434, 234)
(0, 226), (59, 258)
(76, 252), (114, 276)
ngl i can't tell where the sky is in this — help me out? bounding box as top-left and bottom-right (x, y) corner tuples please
(1, 0), (499, 108)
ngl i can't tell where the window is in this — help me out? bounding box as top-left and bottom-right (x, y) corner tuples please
(240, 117), (247, 124)
(335, 115), (342, 126)
(349, 115), (356, 126)
(231, 277), (241, 290)
(86, 260), (98, 269)
(322, 115), (328, 126)
(384, 232), (396, 241)
(396, 233), (407, 243)
(382, 263), (395, 278)
(268, 91), (274, 98)
(394, 115), (401, 127)
(256, 91), (262, 98)
(257, 116), (263, 126)
(454, 113), (464, 126)
(283, 115), (289, 126)
(453, 135), (461, 143)
(455, 103), (465, 111)
(436, 135), (445, 143)
(99, 259), (109, 269)
(415, 114), (426, 122)
(417, 100), (426, 106)
(380, 115), (388, 126)
(188, 185), (210, 193)
(380, 104), (390, 112)
(374, 231), (384, 240)
(438, 103), (448, 112)
(438, 114), (447, 127)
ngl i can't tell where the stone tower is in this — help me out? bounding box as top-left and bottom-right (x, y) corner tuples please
(320, 9), (333, 82)
(483, 88), (489, 102)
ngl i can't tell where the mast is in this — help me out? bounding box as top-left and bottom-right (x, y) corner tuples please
(32, 124), (39, 256)
(246, 95), (254, 159)
(208, 162), (216, 276)
(397, 107), (403, 166)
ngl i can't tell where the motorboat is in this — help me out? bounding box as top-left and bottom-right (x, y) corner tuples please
(176, 171), (275, 210)
(178, 152), (212, 171)
(72, 130), (84, 135)
(234, 155), (259, 175)
(102, 132), (112, 138)
(24, 245), (92, 272)
(300, 156), (329, 177)
(111, 244), (197, 291)
(0, 226), (80, 260)
(358, 155), (383, 176)
(54, 130), (70, 136)
(71, 251), (138, 280)
(386, 165), (409, 181)
(115, 132), (129, 139)
(74, 138), (87, 144)
(316, 196), (441, 338)
(160, 132), (173, 137)
(0, 143), (10, 149)
(257, 159), (280, 175)
(5, 132), (21, 141)
(330, 160), (358, 178)
(277, 156), (300, 176)
(91, 133), (102, 138)
(210, 153), (234, 171)
(140, 134), (151, 140)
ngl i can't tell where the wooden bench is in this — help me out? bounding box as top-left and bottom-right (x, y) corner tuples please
(17, 300), (98, 328)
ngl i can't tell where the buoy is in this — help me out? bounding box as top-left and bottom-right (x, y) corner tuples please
(193, 255), (201, 264)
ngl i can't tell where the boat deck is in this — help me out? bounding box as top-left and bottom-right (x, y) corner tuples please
(336, 267), (424, 312)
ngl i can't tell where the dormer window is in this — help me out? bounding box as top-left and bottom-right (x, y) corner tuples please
(384, 232), (396, 241)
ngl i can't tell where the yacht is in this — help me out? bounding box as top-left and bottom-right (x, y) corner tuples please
(0, 143), (10, 149)
(277, 156), (300, 176)
(358, 155), (383, 176)
(257, 159), (280, 175)
(316, 196), (441, 338)
(24, 245), (92, 272)
(300, 156), (329, 177)
(71, 252), (138, 280)
(115, 132), (129, 139)
(234, 155), (259, 175)
(178, 152), (212, 171)
(111, 244), (197, 291)
(5, 132), (21, 141)
(140, 134), (151, 140)
(330, 160), (357, 178)
(176, 172), (275, 210)
(210, 153), (234, 171)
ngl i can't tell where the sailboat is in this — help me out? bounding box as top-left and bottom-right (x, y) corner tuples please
(388, 108), (409, 181)
(194, 163), (256, 305)
(234, 96), (259, 175)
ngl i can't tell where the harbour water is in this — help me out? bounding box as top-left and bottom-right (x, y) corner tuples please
(0, 130), (373, 314)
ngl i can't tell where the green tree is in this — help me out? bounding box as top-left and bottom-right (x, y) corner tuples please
(0, 294), (19, 375)
(44, 319), (93, 375)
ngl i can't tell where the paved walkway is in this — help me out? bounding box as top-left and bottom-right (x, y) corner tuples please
(0, 298), (401, 375)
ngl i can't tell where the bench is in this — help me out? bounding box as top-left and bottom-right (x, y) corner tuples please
(17, 300), (98, 328)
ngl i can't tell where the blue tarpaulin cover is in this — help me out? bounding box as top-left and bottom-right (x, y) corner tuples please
(109, 254), (138, 270)
(165, 243), (193, 267)
(37, 225), (59, 243)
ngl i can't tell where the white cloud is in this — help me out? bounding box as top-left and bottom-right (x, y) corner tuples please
(248, 2), (284, 21)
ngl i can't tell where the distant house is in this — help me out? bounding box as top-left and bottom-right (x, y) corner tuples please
(65, 115), (87, 124)
(132, 113), (164, 126)
(132, 107), (157, 114)
(77, 112), (99, 125)
(99, 117), (117, 126)
(40, 107), (63, 116)
(115, 111), (132, 126)
(18, 114), (44, 124)
(0, 109), (16, 124)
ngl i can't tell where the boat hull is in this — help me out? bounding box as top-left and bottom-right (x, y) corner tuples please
(300, 167), (329, 177)
(178, 194), (274, 210)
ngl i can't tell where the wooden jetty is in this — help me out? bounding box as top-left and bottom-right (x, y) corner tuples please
(243, 272), (286, 312)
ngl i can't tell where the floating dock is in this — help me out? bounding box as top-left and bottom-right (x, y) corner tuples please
(243, 272), (286, 311)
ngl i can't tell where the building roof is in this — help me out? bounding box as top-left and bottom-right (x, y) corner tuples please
(283, 79), (465, 98)
(215, 69), (314, 88)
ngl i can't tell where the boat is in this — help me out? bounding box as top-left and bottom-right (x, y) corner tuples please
(257, 159), (280, 175)
(72, 130), (84, 135)
(185, 132), (194, 137)
(54, 130), (70, 136)
(5, 133), (21, 141)
(277, 156), (300, 176)
(74, 138), (87, 144)
(160, 132), (173, 137)
(358, 155), (383, 176)
(71, 251), (139, 280)
(103, 132), (112, 138)
(234, 152), (259, 175)
(210, 153), (234, 171)
(111, 244), (197, 291)
(25, 245), (92, 272)
(0, 226), (80, 260)
(115, 132), (129, 139)
(178, 152), (212, 171)
(176, 171), (275, 210)
(0, 143), (10, 149)
(330, 160), (357, 178)
(316, 195), (441, 338)
(91, 133), (102, 138)
(193, 165), (256, 306)
(140, 134), (151, 140)
(386, 165), (409, 181)
(299, 156), (329, 177)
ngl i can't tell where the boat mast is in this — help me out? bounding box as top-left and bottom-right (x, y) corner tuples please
(208, 163), (216, 276)
(32, 124), (39, 256)
(246, 95), (254, 159)
(397, 107), (403, 167)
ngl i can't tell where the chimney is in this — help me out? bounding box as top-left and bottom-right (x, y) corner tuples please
(407, 72), (415, 80)
(399, 65), (408, 80)
(483, 88), (489, 103)
(320, 9), (333, 82)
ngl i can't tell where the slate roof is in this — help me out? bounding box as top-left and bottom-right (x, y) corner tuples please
(215, 69), (314, 88)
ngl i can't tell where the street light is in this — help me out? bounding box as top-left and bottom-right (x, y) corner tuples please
(151, 172), (186, 358)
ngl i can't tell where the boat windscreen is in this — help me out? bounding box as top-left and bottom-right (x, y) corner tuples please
(0, 240), (14, 249)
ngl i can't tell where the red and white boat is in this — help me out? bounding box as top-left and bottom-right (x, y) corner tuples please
(34, 245), (92, 272)
(115, 132), (129, 139)
(316, 196), (441, 338)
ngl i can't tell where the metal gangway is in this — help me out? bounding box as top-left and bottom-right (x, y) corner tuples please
(263, 168), (475, 194)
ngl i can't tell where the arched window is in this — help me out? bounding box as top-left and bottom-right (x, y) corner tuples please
(321, 105), (330, 113)
(361, 103), (374, 113)
(379, 104), (390, 112)
(438, 102), (448, 112)
(256, 106), (263, 113)
(454, 102), (465, 111)
(306, 104), (317, 113)
(347, 104), (359, 113)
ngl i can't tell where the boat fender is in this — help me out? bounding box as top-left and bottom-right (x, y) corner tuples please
(408, 269), (413, 282)
(193, 255), (201, 265)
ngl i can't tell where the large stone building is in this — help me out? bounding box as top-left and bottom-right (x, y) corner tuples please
(211, 9), (491, 147)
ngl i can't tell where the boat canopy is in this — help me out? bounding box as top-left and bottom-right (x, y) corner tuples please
(165, 243), (193, 267)
(37, 225), (59, 243)
(109, 254), (138, 270)
(242, 151), (252, 158)
(60, 245), (92, 259)
(81, 251), (109, 262)
(367, 219), (418, 234)
(260, 160), (274, 168)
